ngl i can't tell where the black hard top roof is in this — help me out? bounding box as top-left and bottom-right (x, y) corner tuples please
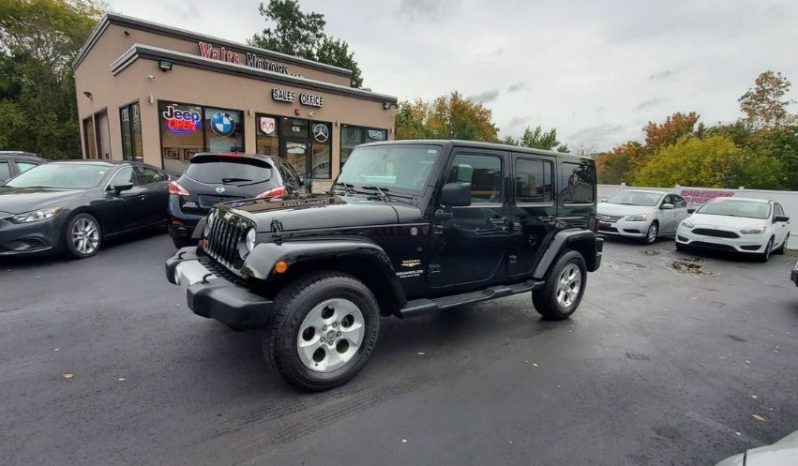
(357, 139), (593, 162)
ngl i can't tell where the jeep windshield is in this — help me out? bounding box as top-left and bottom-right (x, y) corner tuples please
(336, 144), (441, 195)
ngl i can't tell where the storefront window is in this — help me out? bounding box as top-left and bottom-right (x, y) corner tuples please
(204, 107), (244, 153)
(340, 125), (388, 167)
(158, 101), (244, 174)
(120, 102), (143, 161)
(311, 122), (331, 178)
(255, 114), (280, 156)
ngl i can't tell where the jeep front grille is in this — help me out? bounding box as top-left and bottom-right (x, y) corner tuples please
(202, 209), (253, 274)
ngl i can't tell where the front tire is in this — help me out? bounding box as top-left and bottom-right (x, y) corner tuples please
(775, 233), (789, 255)
(758, 238), (774, 262)
(264, 271), (380, 391)
(533, 250), (587, 320)
(643, 221), (659, 245)
(64, 213), (102, 259)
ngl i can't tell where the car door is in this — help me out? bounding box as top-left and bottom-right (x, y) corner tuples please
(659, 194), (678, 234)
(98, 166), (147, 234)
(429, 148), (509, 290)
(672, 194), (689, 227)
(134, 164), (170, 226)
(507, 154), (556, 277)
(773, 203), (789, 245)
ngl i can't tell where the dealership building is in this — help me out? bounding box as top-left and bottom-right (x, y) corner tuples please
(74, 13), (397, 192)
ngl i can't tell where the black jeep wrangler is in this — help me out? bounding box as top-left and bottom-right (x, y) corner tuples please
(165, 140), (603, 391)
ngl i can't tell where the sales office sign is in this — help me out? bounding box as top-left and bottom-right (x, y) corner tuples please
(272, 88), (324, 108)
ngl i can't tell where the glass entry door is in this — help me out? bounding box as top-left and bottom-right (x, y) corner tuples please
(285, 139), (309, 178)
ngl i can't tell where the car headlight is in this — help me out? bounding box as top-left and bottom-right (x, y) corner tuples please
(11, 207), (63, 223)
(681, 220), (694, 229)
(238, 227), (256, 259)
(740, 226), (766, 235)
(203, 212), (214, 237)
(626, 213), (649, 222)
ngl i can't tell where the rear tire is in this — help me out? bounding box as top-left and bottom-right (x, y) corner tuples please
(264, 271), (380, 391)
(64, 213), (102, 259)
(533, 250), (587, 320)
(675, 242), (687, 253)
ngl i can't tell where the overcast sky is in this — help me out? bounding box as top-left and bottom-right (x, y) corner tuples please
(107, 0), (798, 151)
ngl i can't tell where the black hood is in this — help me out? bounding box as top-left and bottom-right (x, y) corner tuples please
(223, 194), (422, 232)
(0, 187), (86, 215)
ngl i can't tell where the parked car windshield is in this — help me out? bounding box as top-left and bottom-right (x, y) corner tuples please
(5, 163), (109, 189)
(606, 191), (663, 206)
(337, 144), (441, 193)
(185, 161), (272, 186)
(697, 199), (770, 219)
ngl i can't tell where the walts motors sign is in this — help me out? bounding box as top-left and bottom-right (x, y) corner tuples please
(198, 41), (302, 77)
(272, 88), (324, 108)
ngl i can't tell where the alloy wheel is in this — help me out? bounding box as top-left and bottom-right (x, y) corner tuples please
(296, 298), (365, 373)
(555, 263), (582, 308)
(71, 217), (100, 255)
(647, 223), (658, 244)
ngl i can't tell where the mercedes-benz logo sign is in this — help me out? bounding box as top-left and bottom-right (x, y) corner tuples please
(313, 123), (329, 143)
(215, 186), (226, 194)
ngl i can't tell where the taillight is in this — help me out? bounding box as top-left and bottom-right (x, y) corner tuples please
(168, 181), (190, 196)
(256, 186), (288, 199)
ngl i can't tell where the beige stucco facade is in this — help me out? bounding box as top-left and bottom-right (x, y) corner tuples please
(74, 14), (396, 192)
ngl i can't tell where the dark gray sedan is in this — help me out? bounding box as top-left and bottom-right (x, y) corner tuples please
(0, 160), (170, 258)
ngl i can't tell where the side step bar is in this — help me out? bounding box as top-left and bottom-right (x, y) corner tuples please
(399, 279), (544, 318)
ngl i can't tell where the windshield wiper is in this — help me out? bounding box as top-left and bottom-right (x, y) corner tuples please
(333, 182), (356, 195)
(222, 177), (253, 183)
(360, 185), (388, 201)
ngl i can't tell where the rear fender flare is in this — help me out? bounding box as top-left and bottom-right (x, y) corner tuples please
(533, 229), (600, 279)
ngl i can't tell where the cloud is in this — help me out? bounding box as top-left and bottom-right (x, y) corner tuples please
(508, 116), (530, 127)
(178, 0), (199, 20)
(507, 82), (526, 93)
(468, 89), (500, 103)
(635, 98), (668, 111)
(397, 0), (461, 21)
(648, 70), (675, 81)
(567, 124), (630, 149)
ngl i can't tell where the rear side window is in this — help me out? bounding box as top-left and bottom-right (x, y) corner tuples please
(559, 161), (595, 204)
(0, 161), (9, 181)
(185, 161), (273, 186)
(16, 162), (38, 173)
(136, 166), (168, 183)
(515, 158), (554, 203)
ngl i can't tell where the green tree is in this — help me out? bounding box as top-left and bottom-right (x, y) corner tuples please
(395, 92), (498, 142)
(633, 135), (781, 189)
(0, 0), (102, 158)
(595, 142), (645, 184)
(738, 71), (797, 129)
(517, 126), (568, 152)
(249, 0), (364, 88)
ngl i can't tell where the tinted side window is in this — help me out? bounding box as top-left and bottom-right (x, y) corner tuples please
(446, 153), (502, 204)
(0, 161), (10, 181)
(559, 161), (595, 204)
(136, 166), (167, 183)
(515, 158), (554, 203)
(108, 167), (138, 189)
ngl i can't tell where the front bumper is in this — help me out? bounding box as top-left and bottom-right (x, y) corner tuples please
(0, 215), (65, 256)
(597, 218), (651, 238)
(165, 247), (273, 328)
(675, 226), (767, 254)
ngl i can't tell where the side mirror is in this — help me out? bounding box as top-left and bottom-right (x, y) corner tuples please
(440, 182), (471, 207)
(661, 203), (674, 210)
(299, 176), (308, 187)
(113, 182), (134, 195)
(774, 215), (790, 223)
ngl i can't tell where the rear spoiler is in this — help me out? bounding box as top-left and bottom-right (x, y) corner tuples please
(190, 152), (275, 168)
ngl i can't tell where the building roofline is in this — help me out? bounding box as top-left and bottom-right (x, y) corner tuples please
(111, 44), (397, 104)
(74, 12), (354, 78)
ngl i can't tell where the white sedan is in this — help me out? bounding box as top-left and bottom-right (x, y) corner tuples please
(675, 197), (790, 262)
(597, 190), (690, 245)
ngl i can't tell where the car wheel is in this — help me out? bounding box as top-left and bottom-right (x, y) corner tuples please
(675, 242), (688, 253)
(533, 250), (587, 320)
(64, 213), (102, 259)
(775, 233), (789, 255)
(264, 271), (380, 391)
(758, 238), (774, 262)
(643, 221), (659, 245)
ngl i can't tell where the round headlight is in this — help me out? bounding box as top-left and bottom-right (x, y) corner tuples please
(238, 228), (257, 259)
(203, 212), (214, 237)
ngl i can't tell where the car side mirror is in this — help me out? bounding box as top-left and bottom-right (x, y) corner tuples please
(774, 215), (790, 223)
(661, 203), (674, 210)
(299, 176), (308, 187)
(440, 182), (471, 207)
(113, 182), (134, 195)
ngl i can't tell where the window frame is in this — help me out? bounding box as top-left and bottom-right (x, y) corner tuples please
(105, 165), (141, 192)
(119, 101), (143, 161)
(445, 150), (505, 207)
(512, 155), (555, 207)
(558, 160), (596, 206)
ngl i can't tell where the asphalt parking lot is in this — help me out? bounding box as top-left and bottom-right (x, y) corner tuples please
(1, 233), (796, 466)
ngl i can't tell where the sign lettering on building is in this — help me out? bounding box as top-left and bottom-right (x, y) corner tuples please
(162, 105), (201, 134)
(272, 88), (296, 103)
(271, 88), (324, 108)
(300, 93), (324, 108)
(198, 42), (303, 77)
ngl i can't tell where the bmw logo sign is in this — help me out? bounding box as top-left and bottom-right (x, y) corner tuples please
(210, 112), (236, 137)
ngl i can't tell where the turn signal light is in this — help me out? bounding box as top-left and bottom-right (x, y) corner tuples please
(168, 181), (190, 196)
(274, 260), (289, 274)
(256, 186), (288, 199)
